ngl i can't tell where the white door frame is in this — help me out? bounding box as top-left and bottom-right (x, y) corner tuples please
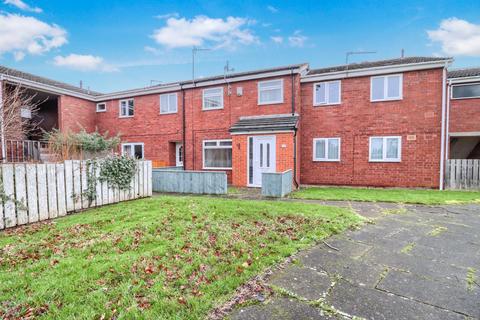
(247, 135), (276, 187)
(175, 142), (183, 167)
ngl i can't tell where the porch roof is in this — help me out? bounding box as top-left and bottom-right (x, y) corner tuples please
(229, 114), (299, 134)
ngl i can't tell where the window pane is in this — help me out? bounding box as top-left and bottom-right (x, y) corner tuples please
(160, 95), (169, 113)
(128, 100), (134, 116)
(169, 94), (177, 112)
(452, 84), (480, 98)
(387, 75), (401, 98)
(259, 80), (282, 89)
(315, 83), (326, 104)
(328, 81), (340, 104)
(134, 145), (143, 159)
(260, 88), (282, 103)
(204, 95), (222, 109)
(386, 138), (399, 159)
(204, 88), (222, 95)
(371, 77), (384, 100)
(122, 145), (132, 156)
(219, 141), (232, 146)
(204, 141), (217, 147)
(328, 139), (339, 160)
(315, 140), (326, 159)
(370, 138), (383, 160)
(204, 148), (232, 168)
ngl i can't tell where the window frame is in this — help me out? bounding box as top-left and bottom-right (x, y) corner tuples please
(312, 137), (341, 162)
(119, 98), (134, 118)
(258, 79), (284, 105)
(96, 102), (107, 113)
(202, 87), (224, 111)
(369, 136), (402, 162)
(160, 92), (178, 114)
(313, 80), (341, 106)
(370, 74), (403, 102)
(451, 83), (480, 100)
(202, 139), (233, 170)
(121, 142), (144, 159)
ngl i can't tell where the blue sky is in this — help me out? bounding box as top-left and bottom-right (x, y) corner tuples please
(0, 0), (479, 92)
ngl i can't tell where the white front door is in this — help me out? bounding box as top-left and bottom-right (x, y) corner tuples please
(250, 136), (276, 187)
(175, 143), (183, 167)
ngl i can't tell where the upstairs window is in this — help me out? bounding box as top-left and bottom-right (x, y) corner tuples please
(160, 93), (178, 114)
(203, 140), (232, 169)
(258, 79), (284, 105)
(371, 74), (402, 101)
(314, 81), (341, 106)
(119, 98), (134, 117)
(121, 143), (144, 159)
(96, 102), (107, 112)
(313, 138), (340, 161)
(369, 136), (401, 162)
(452, 83), (480, 99)
(202, 87), (224, 110)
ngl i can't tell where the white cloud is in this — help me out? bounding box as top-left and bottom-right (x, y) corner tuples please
(271, 36), (283, 44)
(288, 30), (307, 47)
(427, 18), (480, 56)
(53, 54), (118, 72)
(144, 46), (162, 55)
(4, 0), (42, 13)
(155, 12), (179, 20)
(0, 13), (66, 60)
(151, 15), (258, 49)
(267, 5), (278, 13)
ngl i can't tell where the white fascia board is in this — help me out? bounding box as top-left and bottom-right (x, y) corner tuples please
(301, 60), (453, 83)
(448, 76), (480, 84)
(96, 84), (181, 101)
(182, 68), (304, 89)
(230, 130), (295, 135)
(1, 74), (96, 100)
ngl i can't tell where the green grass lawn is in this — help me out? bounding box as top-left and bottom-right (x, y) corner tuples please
(0, 195), (360, 320)
(291, 186), (480, 205)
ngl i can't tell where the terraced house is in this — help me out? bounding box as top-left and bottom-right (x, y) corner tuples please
(1, 56), (479, 189)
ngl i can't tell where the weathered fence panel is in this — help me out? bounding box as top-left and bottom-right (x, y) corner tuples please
(445, 159), (480, 190)
(0, 160), (152, 230)
(261, 170), (294, 197)
(152, 169), (227, 195)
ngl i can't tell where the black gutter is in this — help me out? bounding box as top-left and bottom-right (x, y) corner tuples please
(291, 68), (299, 188)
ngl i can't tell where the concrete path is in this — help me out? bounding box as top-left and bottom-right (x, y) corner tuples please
(230, 201), (480, 320)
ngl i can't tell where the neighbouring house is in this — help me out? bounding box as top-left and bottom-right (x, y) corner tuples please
(1, 56), (479, 189)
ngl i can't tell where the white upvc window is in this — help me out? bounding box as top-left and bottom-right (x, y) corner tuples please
(96, 102), (107, 112)
(203, 139), (232, 169)
(370, 74), (403, 102)
(119, 98), (134, 117)
(160, 93), (178, 114)
(369, 136), (402, 162)
(313, 81), (341, 106)
(121, 142), (144, 159)
(313, 138), (341, 161)
(258, 79), (284, 105)
(451, 83), (480, 99)
(202, 87), (224, 110)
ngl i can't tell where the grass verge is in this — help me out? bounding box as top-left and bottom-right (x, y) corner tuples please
(0, 195), (360, 319)
(291, 186), (480, 205)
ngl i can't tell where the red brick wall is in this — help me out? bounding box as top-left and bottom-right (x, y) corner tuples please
(58, 95), (96, 132)
(94, 92), (183, 164)
(300, 69), (444, 188)
(449, 95), (480, 133)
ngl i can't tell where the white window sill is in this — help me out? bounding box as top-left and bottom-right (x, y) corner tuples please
(119, 115), (134, 118)
(313, 159), (341, 162)
(202, 107), (224, 111)
(451, 96), (480, 100)
(369, 159), (401, 163)
(313, 102), (341, 107)
(371, 97), (403, 102)
(96, 110), (107, 113)
(160, 111), (178, 115)
(258, 100), (284, 106)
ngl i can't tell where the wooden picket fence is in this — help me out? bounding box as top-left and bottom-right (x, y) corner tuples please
(0, 160), (152, 230)
(445, 159), (480, 190)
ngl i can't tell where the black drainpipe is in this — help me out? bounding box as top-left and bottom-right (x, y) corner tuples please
(181, 84), (186, 170)
(291, 68), (299, 188)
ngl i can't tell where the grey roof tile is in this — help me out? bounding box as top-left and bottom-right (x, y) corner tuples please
(448, 67), (480, 79)
(307, 57), (451, 75)
(229, 114), (299, 133)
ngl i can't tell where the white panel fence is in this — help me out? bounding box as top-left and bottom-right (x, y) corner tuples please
(0, 160), (152, 230)
(445, 159), (480, 190)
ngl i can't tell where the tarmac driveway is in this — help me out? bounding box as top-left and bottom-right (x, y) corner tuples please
(230, 201), (480, 320)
